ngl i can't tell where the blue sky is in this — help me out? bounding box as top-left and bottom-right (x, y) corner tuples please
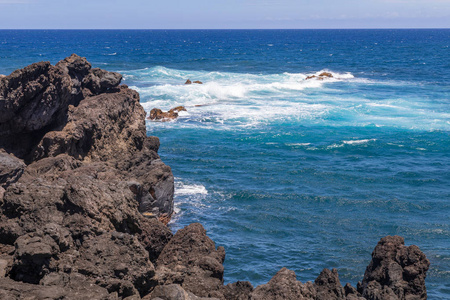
(0, 0), (449, 29)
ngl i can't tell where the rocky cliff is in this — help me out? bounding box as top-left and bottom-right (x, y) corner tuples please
(0, 56), (430, 300)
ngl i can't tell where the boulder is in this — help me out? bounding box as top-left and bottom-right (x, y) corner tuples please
(185, 79), (192, 84)
(221, 281), (254, 300)
(193, 81), (203, 84)
(314, 268), (345, 300)
(250, 267), (316, 300)
(72, 232), (155, 297)
(357, 235), (430, 300)
(148, 106), (187, 121)
(155, 223), (225, 298)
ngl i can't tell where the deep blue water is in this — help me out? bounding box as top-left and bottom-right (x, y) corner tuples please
(1, 30), (449, 299)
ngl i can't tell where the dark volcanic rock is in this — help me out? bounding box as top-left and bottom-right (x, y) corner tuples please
(155, 223), (225, 298)
(0, 276), (113, 300)
(222, 281), (254, 300)
(73, 232), (155, 297)
(0, 150), (25, 189)
(250, 267), (316, 300)
(357, 235), (430, 300)
(305, 72), (334, 81)
(148, 284), (220, 300)
(0, 55), (175, 299)
(148, 106), (187, 122)
(314, 268), (345, 300)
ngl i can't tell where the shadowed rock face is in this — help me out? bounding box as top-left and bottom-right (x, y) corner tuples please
(0, 56), (430, 300)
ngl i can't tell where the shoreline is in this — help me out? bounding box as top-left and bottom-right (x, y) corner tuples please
(0, 55), (431, 300)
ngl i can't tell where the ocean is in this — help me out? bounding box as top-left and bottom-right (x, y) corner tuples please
(0, 29), (449, 299)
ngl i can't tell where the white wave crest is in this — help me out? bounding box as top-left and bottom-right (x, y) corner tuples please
(175, 181), (208, 196)
(121, 66), (449, 131)
(343, 139), (377, 145)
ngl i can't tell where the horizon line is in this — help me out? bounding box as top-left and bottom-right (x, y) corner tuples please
(0, 28), (450, 30)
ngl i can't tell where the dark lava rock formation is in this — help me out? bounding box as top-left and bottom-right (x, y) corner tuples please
(148, 106), (187, 121)
(185, 79), (202, 85)
(305, 72), (333, 80)
(0, 56), (430, 299)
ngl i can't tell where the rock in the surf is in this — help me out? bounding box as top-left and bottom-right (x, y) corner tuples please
(148, 106), (187, 121)
(305, 72), (334, 80)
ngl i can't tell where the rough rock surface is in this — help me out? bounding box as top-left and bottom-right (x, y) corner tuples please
(357, 236), (430, 300)
(0, 150), (25, 189)
(250, 268), (316, 300)
(155, 223), (226, 298)
(0, 55), (174, 299)
(148, 106), (187, 121)
(147, 284), (220, 300)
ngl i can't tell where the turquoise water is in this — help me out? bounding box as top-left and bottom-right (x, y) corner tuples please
(0, 30), (449, 299)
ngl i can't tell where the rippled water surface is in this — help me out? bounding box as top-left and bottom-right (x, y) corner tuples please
(1, 29), (449, 299)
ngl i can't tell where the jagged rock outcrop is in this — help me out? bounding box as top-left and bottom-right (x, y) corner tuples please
(250, 268), (316, 300)
(148, 106), (187, 121)
(0, 55), (174, 299)
(154, 223), (226, 299)
(357, 236), (430, 300)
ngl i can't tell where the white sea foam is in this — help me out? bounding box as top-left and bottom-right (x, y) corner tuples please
(286, 143), (311, 146)
(175, 181), (208, 196)
(343, 139), (376, 145)
(121, 66), (450, 131)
